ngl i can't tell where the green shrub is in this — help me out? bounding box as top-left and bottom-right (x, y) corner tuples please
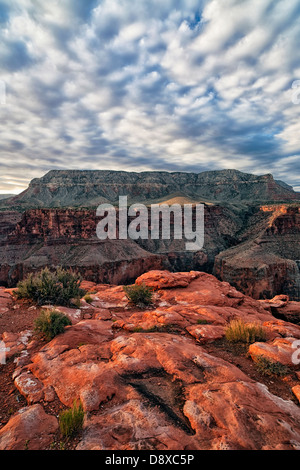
(15, 267), (85, 306)
(34, 309), (72, 341)
(254, 355), (290, 377)
(59, 400), (84, 438)
(197, 319), (210, 325)
(225, 318), (267, 344)
(123, 283), (154, 306)
(83, 293), (93, 304)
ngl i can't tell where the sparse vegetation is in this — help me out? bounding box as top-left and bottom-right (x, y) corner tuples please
(254, 355), (290, 377)
(15, 267), (85, 306)
(123, 283), (154, 306)
(197, 319), (210, 325)
(225, 318), (267, 344)
(59, 400), (84, 438)
(34, 309), (72, 341)
(83, 293), (93, 304)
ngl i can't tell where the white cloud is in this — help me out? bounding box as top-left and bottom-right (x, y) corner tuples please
(0, 0), (300, 193)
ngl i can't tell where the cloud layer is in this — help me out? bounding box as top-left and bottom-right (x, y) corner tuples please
(0, 0), (300, 193)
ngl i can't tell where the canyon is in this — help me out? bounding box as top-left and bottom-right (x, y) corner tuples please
(0, 169), (299, 300)
(0, 169), (300, 450)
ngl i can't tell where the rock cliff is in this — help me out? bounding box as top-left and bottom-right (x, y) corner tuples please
(214, 206), (300, 300)
(0, 204), (251, 287)
(0, 170), (299, 300)
(1, 169), (299, 210)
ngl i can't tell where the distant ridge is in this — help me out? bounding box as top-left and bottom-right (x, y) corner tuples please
(0, 194), (15, 201)
(1, 169), (299, 210)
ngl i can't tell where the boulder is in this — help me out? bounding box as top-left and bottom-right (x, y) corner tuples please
(186, 324), (225, 343)
(135, 270), (201, 289)
(0, 405), (58, 450)
(248, 337), (299, 366)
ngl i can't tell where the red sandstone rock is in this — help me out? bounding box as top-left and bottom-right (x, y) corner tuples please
(1, 330), (32, 360)
(135, 270), (201, 289)
(93, 308), (112, 321)
(26, 320), (115, 410)
(2, 270), (300, 450)
(153, 271), (272, 321)
(186, 324), (225, 343)
(0, 292), (11, 317)
(41, 305), (82, 325)
(14, 371), (44, 404)
(184, 380), (300, 450)
(89, 285), (128, 309)
(12, 326), (300, 450)
(0, 404), (58, 450)
(249, 337), (299, 366)
(263, 320), (300, 339)
(80, 280), (97, 292)
(3, 288), (18, 298)
(292, 385), (300, 403)
(259, 294), (290, 310)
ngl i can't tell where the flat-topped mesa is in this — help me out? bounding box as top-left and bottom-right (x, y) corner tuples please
(1, 169), (299, 210)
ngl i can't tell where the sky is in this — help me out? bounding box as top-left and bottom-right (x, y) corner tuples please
(0, 0), (300, 194)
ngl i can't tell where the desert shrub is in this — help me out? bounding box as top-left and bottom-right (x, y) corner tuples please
(197, 319), (210, 325)
(15, 267), (85, 306)
(59, 400), (84, 438)
(83, 293), (93, 304)
(123, 283), (153, 306)
(34, 309), (72, 341)
(225, 318), (267, 344)
(254, 355), (290, 377)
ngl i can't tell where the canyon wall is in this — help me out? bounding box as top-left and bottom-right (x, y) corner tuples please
(0, 203), (299, 300)
(0, 169), (299, 299)
(214, 206), (300, 300)
(0, 203), (245, 287)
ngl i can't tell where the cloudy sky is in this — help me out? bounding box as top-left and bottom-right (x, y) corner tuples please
(0, 0), (300, 194)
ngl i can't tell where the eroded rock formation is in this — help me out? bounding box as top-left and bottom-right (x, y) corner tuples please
(1, 169), (299, 210)
(0, 170), (299, 300)
(214, 206), (300, 300)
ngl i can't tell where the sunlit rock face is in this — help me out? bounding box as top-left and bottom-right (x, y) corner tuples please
(1, 270), (300, 450)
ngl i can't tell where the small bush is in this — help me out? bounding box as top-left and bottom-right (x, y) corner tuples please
(197, 319), (210, 325)
(254, 355), (290, 377)
(83, 294), (93, 304)
(123, 283), (154, 306)
(225, 318), (267, 344)
(59, 400), (84, 438)
(16, 267), (85, 306)
(34, 309), (72, 341)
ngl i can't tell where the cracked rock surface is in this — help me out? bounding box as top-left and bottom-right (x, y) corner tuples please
(1, 270), (300, 450)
